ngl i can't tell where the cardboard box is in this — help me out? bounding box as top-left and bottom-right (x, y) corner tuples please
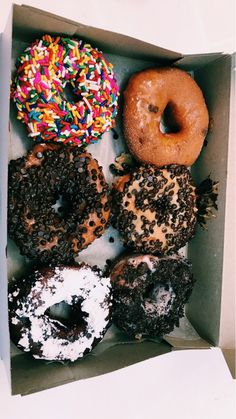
(0, 4), (235, 395)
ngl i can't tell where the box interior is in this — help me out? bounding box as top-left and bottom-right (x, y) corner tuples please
(1, 4), (233, 395)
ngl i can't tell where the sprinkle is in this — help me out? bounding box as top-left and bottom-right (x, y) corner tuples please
(28, 132), (40, 137)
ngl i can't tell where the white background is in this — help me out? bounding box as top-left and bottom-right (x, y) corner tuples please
(0, 1), (235, 418)
(0, 0), (236, 53)
(0, 348), (235, 419)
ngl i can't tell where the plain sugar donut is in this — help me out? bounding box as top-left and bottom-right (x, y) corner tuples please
(123, 67), (209, 167)
(9, 263), (112, 361)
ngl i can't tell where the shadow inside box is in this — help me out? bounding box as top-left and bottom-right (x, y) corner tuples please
(9, 101), (33, 158)
(11, 339), (171, 396)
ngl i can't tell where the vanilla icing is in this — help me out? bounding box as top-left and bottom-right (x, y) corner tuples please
(10, 266), (111, 362)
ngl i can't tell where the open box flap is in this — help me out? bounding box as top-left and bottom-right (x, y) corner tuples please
(12, 315), (213, 396)
(10, 316), (211, 395)
(11, 339), (171, 396)
(11, 317), (212, 395)
(13, 4), (182, 62)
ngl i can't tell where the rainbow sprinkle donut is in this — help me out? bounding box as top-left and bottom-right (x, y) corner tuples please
(12, 34), (119, 145)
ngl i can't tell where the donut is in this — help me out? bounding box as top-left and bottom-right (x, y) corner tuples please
(9, 263), (112, 361)
(110, 254), (195, 338)
(8, 143), (111, 264)
(12, 34), (119, 145)
(112, 165), (197, 254)
(123, 67), (209, 167)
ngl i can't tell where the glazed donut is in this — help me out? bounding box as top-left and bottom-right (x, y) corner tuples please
(123, 67), (209, 167)
(12, 34), (119, 145)
(8, 144), (111, 264)
(112, 165), (197, 254)
(9, 263), (112, 361)
(110, 254), (195, 338)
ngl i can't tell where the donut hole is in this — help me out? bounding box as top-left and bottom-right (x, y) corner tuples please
(51, 193), (72, 217)
(63, 83), (79, 104)
(144, 282), (157, 300)
(160, 103), (181, 134)
(144, 282), (175, 314)
(46, 299), (88, 331)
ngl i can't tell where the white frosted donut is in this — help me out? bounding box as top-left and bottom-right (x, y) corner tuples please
(9, 264), (112, 362)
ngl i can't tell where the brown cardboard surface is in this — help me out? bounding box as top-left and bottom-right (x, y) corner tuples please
(1, 3), (234, 395)
(219, 53), (236, 351)
(187, 55), (232, 346)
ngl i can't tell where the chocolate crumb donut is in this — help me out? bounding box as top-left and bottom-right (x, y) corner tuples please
(112, 165), (197, 254)
(8, 143), (111, 264)
(9, 263), (112, 361)
(110, 254), (195, 338)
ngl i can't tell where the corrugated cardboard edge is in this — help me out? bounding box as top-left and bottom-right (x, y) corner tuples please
(222, 349), (236, 379)
(164, 336), (211, 350)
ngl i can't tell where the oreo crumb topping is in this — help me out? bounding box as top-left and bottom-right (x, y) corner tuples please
(111, 165), (197, 254)
(111, 255), (195, 338)
(8, 145), (110, 264)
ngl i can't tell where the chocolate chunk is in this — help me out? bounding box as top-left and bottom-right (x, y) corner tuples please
(148, 104), (158, 113)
